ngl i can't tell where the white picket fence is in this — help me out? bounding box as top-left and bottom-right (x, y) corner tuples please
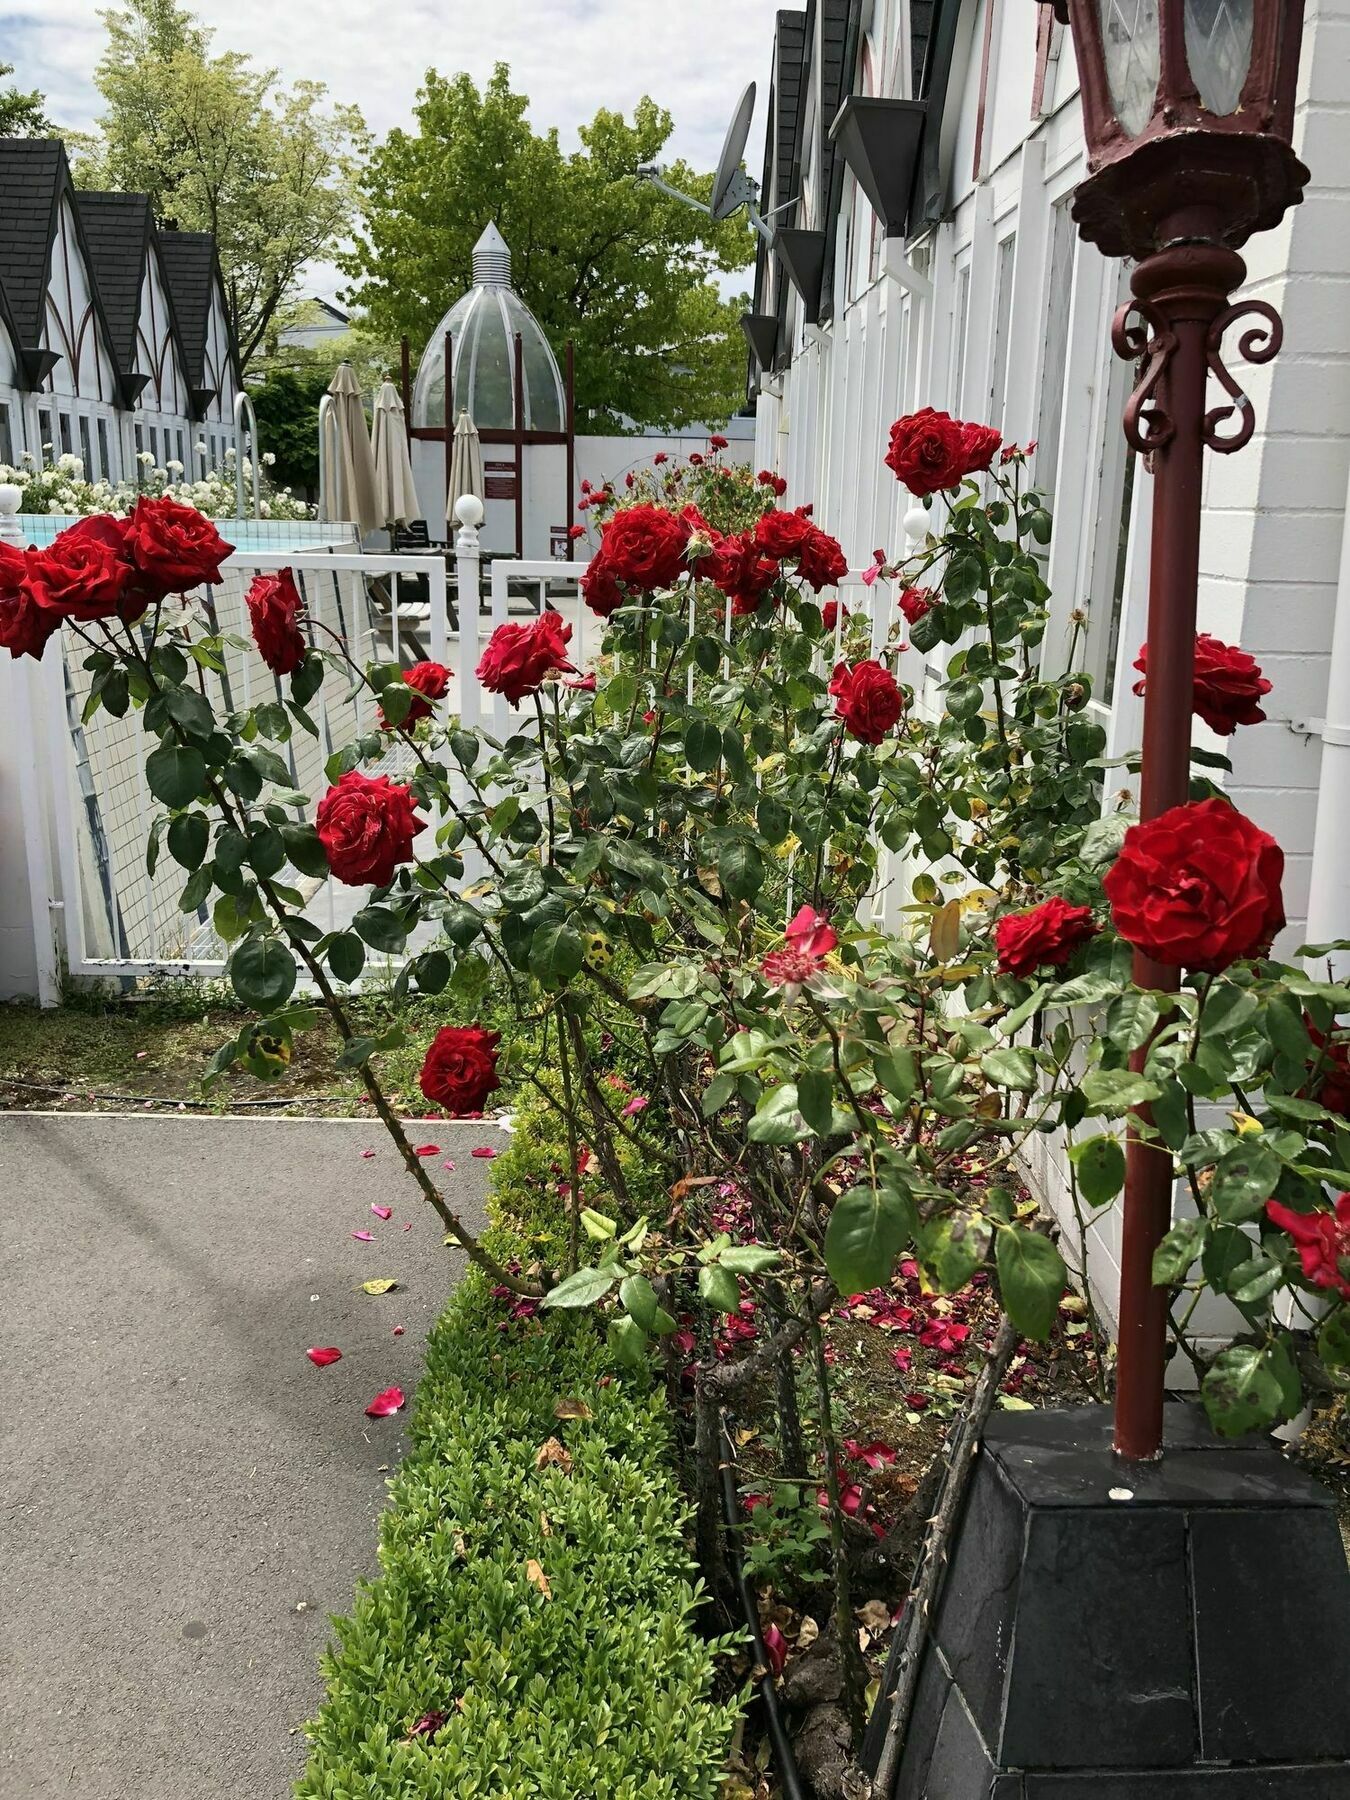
(28, 507), (922, 991)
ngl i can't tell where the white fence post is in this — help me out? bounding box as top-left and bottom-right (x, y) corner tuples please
(0, 483), (22, 545)
(453, 495), (484, 737)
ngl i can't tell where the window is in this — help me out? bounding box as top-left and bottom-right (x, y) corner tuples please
(1099, 448), (1138, 704)
(0, 402), (12, 466)
(149, 426), (159, 464)
(97, 418), (111, 481)
(38, 408), (53, 458)
(58, 413), (73, 455)
(1034, 201), (1076, 502)
(988, 234), (1017, 428)
(78, 416), (93, 477)
(950, 263), (971, 409)
(176, 429), (185, 470)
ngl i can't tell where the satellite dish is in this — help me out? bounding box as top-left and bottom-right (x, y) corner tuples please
(635, 83), (775, 244)
(710, 83), (757, 219)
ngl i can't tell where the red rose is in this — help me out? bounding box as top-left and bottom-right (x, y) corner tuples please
(580, 551), (624, 618)
(829, 659), (904, 744)
(796, 524), (849, 591)
(1266, 1196), (1350, 1301)
(885, 409), (1002, 496)
(23, 515), (141, 622)
(710, 533), (779, 615)
(1132, 632), (1272, 737)
(0, 542), (60, 660)
(123, 494), (232, 596)
(652, 453), (668, 466)
(821, 600), (848, 633)
(245, 568), (306, 675)
(710, 434), (729, 450)
(995, 896), (1099, 980)
(596, 503), (690, 593)
(959, 421), (1003, 473)
(315, 770), (425, 887)
(1102, 796), (1285, 972)
(885, 408), (969, 496)
(898, 586), (935, 625)
(567, 524), (586, 540)
(419, 1024), (502, 1114)
(753, 508), (812, 560)
(380, 659), (450, 730)
(757, 469), (788, 496)
(477, 609), (576, 703)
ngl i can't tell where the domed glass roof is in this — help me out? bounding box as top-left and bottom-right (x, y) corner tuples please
(412, 224), (565, 435)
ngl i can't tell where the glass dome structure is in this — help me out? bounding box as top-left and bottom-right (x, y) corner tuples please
(412, 223), (566, 434)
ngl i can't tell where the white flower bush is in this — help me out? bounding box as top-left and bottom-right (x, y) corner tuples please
(1, 447), (311, 522)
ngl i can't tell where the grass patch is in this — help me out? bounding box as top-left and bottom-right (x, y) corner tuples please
(295, 1098), (742, 1799)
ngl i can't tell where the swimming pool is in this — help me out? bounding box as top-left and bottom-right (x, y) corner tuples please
(16, 514), (361, 551)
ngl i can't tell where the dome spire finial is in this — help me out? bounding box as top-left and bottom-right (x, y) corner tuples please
(472, 222), (512, 289)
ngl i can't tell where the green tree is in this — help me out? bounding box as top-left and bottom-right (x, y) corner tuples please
(0, 62), (51, 137)
(346, 65), (755, 432)
(246, 366), (330, 494)
(72, 0), (367, 372)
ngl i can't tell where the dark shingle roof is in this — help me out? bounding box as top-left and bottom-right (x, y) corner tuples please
(157, 230), (217, 386)
(818, 0), (854, 222)
(74, 191), (152, 374)
(0, 139), (65, 348)
(911, 0), (938, 93)
(774, 10), (808, 213)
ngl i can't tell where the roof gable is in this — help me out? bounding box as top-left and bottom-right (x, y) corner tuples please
(0, 139), (66, 349)
(74, 190), (152, 374)
(157, 230), (217, 384)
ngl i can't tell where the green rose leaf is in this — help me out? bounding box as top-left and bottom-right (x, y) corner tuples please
(229, 937), (297, 1011)
(981, 1047), (1038, 1091)
(1067, 1134), (1126, 1209)
(996, 1228), (1066, 1341)
(719, 839), (765, 902)
(607, 1315), (650, 1370)
(327, 932), (365, 984)
(1317, 1309), (1350, 1372)
(529, 924), (585, 986)
(542, 1265), (619, 1309)
(684, 717), (722, 773)
(720, 1245), (781, 1275)
(1152, 1216), (1206, 1286)
(747, 1084), (807, 1145)
(797, 1068), (834, 1137)
(1209, 1141), (1283, 1223)
(619, 1274), (677, 1335)
(146, 743), (208, 809)
(280, 823), (331, 880)
(922, 1210), (992, 1294)
(699, 1263), (742, 1315)
(167, 811), (209, 872)
(353, 905), (409, 954)
(1079, 1068), (1162, 1117)
(1201, 1344), (1286, 1436)
(824, 1182), (916, 1297)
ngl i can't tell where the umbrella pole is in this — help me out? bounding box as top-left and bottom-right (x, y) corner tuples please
(443, 331), (454, 525)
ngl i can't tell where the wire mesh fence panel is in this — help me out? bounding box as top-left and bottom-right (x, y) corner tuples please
(49, 549), (449, 980)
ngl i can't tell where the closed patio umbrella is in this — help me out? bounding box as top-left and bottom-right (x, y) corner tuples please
(320, 361), (381, 536)
(371, 380), (420, 530)
(447, 407), (484, 523)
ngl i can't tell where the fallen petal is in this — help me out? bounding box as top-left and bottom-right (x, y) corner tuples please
(442, 1160), (456, 1171)
(351, 1230), (375, 1242)
(392, 1325), (405, 1336)
(306, 1347), (342, 1367)
(402, 1221), (413, 1231)
(371, 1204), (393, 1220)
(408, 1710), (447, 1740)
(360, 1149), (376, 1160)
(471, 1147), (497, 1159)
(414, 1144), (440, 1157)
(365, 1385), (406, 1417)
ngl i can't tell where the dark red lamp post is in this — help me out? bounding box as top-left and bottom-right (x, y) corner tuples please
(1052, 0), (1309, 1461)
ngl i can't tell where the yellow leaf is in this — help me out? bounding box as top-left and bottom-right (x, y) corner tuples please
(1230, 1110), (1264, 1136)
(525, 1558), (552, 1599)
(361, 1278), (398, 1295)
(554, 1397), (592, 1420)
(929, 898), (962, 963)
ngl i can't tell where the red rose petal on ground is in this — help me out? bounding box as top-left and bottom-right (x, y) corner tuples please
(402, 1221), (413, 1231)
(306, 1347), (342, 1367)
(906, 1392), (930, 1411)
(471, 1147), (497, 1159)
(371, 1204), (393, 1220)
(414, 1145), (440, 1157)
(352, 1230), (374, 1242)
(360, 1149), (376, 1159)
(408, 1710), (447, 1739)
(365, 1386), (406, 1417)
(392, 1325), (405, 1336)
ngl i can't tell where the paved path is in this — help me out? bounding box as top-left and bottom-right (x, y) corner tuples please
(0, 1113), (499, 1800)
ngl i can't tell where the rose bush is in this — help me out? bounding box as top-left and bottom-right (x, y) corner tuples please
(9, 427), (1349, 1743)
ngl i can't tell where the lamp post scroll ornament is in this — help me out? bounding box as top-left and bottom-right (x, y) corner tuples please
(1051, 0), (1309, 1462)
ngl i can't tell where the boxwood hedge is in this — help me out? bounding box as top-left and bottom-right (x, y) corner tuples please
(296, 1113), (742, 1798)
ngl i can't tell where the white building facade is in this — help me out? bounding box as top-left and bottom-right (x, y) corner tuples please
(748, 0), (1350, 1336)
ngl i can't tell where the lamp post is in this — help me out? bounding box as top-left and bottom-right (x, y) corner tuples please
(1052, 0), (1309, 1461)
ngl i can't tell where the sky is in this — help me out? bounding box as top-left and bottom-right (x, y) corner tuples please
(2, 0), (785, 303)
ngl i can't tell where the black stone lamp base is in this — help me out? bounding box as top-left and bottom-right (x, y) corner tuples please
(892, 1404), (1350, 1798)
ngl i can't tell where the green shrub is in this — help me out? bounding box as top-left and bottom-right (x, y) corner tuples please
(296, 1115), (742, 1799)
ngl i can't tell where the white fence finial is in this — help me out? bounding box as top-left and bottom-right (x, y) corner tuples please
(0, 483), (23, 546)
(454, 492), (484, 551)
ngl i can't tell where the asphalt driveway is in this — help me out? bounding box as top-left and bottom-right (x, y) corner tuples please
(0, 1113), (497, 1800)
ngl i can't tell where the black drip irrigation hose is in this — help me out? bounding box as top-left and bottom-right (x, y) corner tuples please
(719, 1413), (806, 1800)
